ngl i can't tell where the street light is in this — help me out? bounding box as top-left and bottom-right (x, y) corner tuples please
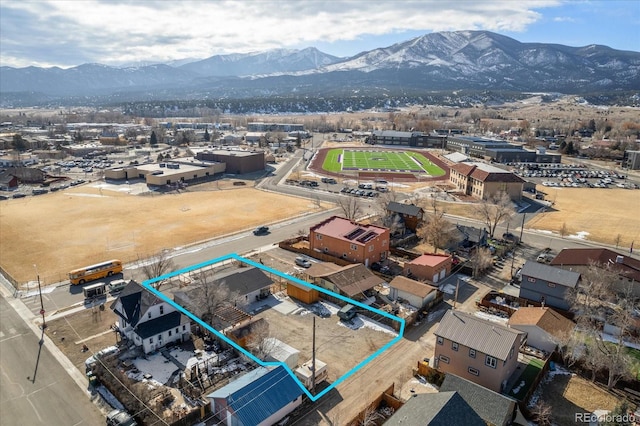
(33, 265), (46, 330)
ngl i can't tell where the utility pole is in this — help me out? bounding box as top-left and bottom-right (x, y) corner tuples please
(311, 316), (316, 395)
(453, 278), (459, 310)
(34, 264), (46, 330)
(518, 213), (526, 244)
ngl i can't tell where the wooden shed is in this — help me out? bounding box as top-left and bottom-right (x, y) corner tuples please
(287, 282), (319, 304)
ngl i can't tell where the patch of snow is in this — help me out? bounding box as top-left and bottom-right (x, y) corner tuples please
(409, 377), (438, 390)
(129, 352), (178, 385)
(95, 385), (125, 410)
(440, 284), (457, 295)
(474, 311), (508, 324)
(568, 231), (590, 240)
(337, 315), (398, 336)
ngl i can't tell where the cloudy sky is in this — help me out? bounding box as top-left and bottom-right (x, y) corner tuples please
(1, 0), (638, 68)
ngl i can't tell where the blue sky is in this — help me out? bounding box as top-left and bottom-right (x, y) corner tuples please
(1, 0), (638, 68)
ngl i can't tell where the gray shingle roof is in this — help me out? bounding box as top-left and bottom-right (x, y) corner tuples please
(434, 311), (523, 361)
(440, 374), (517, 426)
(387, 201), (423, 217)
(521, 261), (580, 288)
(385, 392), (485, 426)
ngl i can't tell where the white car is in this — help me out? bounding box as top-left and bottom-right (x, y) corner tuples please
(295, 257), (312, 268)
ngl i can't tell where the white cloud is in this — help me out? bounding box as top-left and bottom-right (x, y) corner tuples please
(1, 0), (563, 67)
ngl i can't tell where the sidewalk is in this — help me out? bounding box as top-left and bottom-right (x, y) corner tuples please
(0, 275), (94, 398)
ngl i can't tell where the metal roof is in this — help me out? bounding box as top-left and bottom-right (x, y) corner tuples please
(207, 366), (302, 425)
(434, 311), (523, 361)
(521, 261), (580, 288)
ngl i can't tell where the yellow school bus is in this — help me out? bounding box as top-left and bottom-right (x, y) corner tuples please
(69, 259), (123, 285)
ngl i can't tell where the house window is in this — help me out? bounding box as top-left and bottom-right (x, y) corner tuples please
(149, 337), (153, 343)
(160, 305), (164, 315)
(168, 330), (172, 336)
(437, 336), (443, 345)
(548, 283), (556, 288)
(527, 277), (536, 283)
(469, 348), (476, 358)
(350, 243), (357, 251)
(148, 312), (152, 319)
(176, 328), (179, 334)
(510, 348), (514, 359)
(182, 325), (186, 331)
(452, 342), (459, 351)
(485, 355), (497, 369)
(439, 355), (450, 364)
(468, 367), (480, 376)
(316, 234), (322, 240)
(368, 245), (374, 252)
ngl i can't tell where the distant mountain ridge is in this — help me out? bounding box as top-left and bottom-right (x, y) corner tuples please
(1, 30), (638, 106)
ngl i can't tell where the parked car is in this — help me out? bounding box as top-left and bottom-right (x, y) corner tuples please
(106, 409), (137, 426)
(253, 226), (269, 235)
(295, 257), (312, 268)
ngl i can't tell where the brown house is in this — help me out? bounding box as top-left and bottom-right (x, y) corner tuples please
(386, 201), (424, 233)
(309, 216), (390, 267)
(404, 253), (453, 284)
(449, 162), (524, 201)
(550, 247), (640, 298)
(508, 307), (575, 354)
(434, 311), (524, 392)
(303, 262), (384, 300)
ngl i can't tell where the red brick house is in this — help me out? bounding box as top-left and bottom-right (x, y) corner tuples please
(403, 253), (452, 284)
(449, 162), (524, 201)
(309, 216), (389, 267)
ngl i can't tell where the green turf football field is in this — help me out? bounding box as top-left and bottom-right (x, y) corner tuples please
(322, 148), (445, 176)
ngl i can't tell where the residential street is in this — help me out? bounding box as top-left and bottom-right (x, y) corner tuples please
(0, 294), (105, 425)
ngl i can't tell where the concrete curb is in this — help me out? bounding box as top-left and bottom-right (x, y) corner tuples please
(0, 275), (94, 398)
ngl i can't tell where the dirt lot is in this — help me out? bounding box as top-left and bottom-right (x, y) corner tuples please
(253, 299), (396, 384)
(0, 182), (329, 284)
(534, 373), (622, 426)
(526, 187), (640, 248)
(45, 305), (120, 372)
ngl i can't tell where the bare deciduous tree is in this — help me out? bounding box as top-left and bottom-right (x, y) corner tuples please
(475, 191), (515, 238)
(417, 207), (455, 254)
(531, 401), (553, 426)
(614, 233), (622, 248)
(245, 319), (277, 360)
(336, 196), (363, 221)
(559, 222), (568, 238)
(472, 247), (494, 278)
(139, 249), (176, 290)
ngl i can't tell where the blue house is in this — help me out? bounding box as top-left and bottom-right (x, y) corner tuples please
(207, 366), (303, 426)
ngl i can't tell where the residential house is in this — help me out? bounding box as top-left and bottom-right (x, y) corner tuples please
(449, 161), (524, 201)
(110, 281), (191, 354)
(440, 374), (528, 426)
(518, 261), (580, 311)
(388, 276), (439, 309)
(207, 366), (303, 426)
(174, 267), (273, 312)
(385, 392), (485, 426)
(455, 224), (488, 252)
(403, 253), (452, 284)
(550, 248), (640, 298)
(508, 307), (575, 354)
(304, 262), (384, 301)
(433, 310), (524, 392)
(0, 171), (18, 190)
(386, 201), (424, 233)
(309, 216), (390, 267)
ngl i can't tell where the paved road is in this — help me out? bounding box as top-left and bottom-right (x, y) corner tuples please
(0, 295), (105, 426)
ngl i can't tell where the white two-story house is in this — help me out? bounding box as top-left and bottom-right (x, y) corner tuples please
(110, 281), (191, 353)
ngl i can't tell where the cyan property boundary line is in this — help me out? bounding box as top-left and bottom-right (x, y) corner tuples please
(141, 253), (405, 401)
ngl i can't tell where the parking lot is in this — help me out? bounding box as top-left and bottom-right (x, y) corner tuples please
(512, 162), (638, 189)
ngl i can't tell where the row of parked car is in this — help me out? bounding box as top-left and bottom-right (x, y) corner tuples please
(340, 187), (379, 198)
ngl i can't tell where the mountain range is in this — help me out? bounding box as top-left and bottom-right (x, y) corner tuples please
(1, 30), (639, 107)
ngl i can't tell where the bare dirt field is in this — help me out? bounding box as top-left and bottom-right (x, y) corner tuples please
(526, 187), (640, 248)
(535, 373), (621, 426)
(45, 306), (120, 371)
(0, 183), (329, 285)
